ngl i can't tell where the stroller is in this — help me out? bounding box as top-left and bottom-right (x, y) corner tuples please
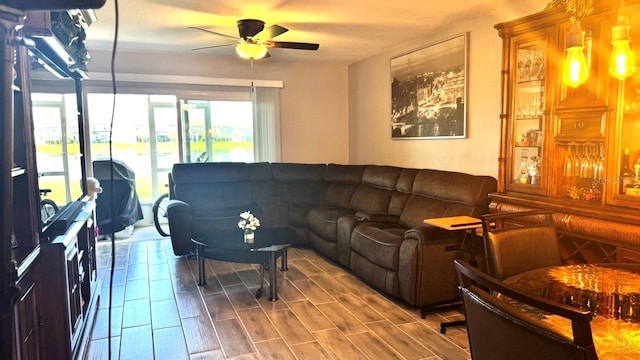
(93, 159), (143, 237)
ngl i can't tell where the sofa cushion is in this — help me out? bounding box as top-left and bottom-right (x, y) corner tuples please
(323, 164), (364, 207)
(350, 222), (407, 271)
(325, 163), (366, 183)
(248, 162), (277, 203)
(271, 163), (327, 228)
(172, 162), (254, 214)
(412, 169), (496, 206)
(272, 163), (327, 206)
(398, 169), (498, 228)
(362, 165), (402, 189)
(307, 206), (355, 241)
(348, 166), (403, 214)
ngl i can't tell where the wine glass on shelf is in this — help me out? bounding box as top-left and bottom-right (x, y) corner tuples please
(532, 49), (544, 80)
(580, 145), (593, 179)
(517, 49), (527, 81)
(593, 145), (605, 182)
(573, 145), (582, 178)
(563, 145), (574, 177)
(524, 50), (533, 81)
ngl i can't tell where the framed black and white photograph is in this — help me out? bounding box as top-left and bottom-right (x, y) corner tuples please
(391, 33), (468, 139)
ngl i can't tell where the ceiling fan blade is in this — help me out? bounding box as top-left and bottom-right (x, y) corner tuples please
(267, 41), (319, 51)
(253, 24), (288, 42)
(192, 43), (235, 51)
(189, 26), (238, 40)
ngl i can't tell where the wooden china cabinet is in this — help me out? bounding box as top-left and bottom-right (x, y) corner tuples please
(493, 0), (640, 264)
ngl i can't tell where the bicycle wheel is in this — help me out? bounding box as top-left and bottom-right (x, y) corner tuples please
(41, 198), (59, 223)
(152, 193), (171, 237)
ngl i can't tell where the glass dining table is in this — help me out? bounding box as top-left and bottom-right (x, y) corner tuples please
(503, 263), (640, 360)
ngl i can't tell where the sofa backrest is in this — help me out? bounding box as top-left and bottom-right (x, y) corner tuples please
(349, 165), (403, 213)
(248, 162), (276, 204)
(324, 164), (366, 208)
(271, 163), (327, 206)
(171, 162), (253, 215)
(388, 168), (419, 216)
(399, 169), (498, 228)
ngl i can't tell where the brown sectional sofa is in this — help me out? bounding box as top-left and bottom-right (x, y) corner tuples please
(167, 162), (497, 315)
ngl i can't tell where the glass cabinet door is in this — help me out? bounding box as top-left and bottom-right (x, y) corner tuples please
(508, 38), (547, 193)
(608, 2), (640, 208)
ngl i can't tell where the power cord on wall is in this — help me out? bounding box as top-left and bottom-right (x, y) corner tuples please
(107, 0), (119, 357)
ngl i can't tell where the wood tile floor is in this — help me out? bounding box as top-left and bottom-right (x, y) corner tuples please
(85, 226), (470, 360)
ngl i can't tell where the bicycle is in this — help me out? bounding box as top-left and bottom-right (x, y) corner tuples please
(152, 191), (170, 237)
(152, 152), (208, 237)
(40, 188), (59, 224)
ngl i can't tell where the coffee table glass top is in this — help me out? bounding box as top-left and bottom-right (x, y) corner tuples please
(192, 227), (296, 266)
(192, 227), (296, 252)
(192, 227), (295, 301)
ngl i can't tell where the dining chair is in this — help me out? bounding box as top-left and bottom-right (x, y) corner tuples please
(481, 210), (562, 280)
(453, 259), (598, 360)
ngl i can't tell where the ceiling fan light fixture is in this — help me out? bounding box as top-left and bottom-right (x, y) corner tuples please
(236, 42), (268, 59)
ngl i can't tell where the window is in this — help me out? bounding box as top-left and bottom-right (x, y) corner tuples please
(31, 79), (281, 205)
(180, 99), (254, 163)
(32, 93), (83, 206)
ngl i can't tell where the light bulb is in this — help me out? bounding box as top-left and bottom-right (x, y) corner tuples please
(563, 22), (589, 88)
(609, 16), (636, 80)
(235, 42), (268, 60)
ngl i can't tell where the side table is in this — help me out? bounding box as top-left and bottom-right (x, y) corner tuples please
(423, 216), (482, 333)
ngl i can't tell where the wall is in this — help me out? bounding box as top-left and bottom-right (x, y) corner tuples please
(86, 50), (350, 164)
(348, 1), (544, 178)
(85, 1), (546, 175)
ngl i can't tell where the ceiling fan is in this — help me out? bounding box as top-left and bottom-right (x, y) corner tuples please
(189, 19), (320, 60)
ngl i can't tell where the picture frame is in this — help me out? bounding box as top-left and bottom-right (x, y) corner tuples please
(391, 33), (468, 139)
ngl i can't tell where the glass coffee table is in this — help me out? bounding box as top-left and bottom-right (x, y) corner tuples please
(192, 227), (296, 301)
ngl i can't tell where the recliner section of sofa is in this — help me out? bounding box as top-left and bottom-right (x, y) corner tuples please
(350, 169), (498, 309)
(307, 164), (366, 263)
(308, 165), (405, 267)
(166, 161), (497, 311)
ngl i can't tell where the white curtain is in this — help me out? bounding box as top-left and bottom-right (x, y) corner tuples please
(252, 85), (281, 162)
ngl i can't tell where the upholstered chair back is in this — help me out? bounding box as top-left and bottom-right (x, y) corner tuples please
(481, 210), (562, 280)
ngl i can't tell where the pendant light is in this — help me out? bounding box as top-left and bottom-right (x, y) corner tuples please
(563, 21), (590, 87)
(609, 15), (636, 80)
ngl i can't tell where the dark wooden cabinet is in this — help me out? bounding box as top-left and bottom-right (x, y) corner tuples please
(1, 6), (98, 359)
(493, 0), (640, 263)
(13, 252), (42, 360)
(2, 10), (45, 360)
(38, 205), (97, 360)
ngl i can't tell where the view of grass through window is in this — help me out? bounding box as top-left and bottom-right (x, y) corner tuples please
(32, 92), (254, 206)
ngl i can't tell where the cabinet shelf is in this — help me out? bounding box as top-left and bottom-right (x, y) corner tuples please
(515, 115), (542, 121)
(517, 79), (544, 86)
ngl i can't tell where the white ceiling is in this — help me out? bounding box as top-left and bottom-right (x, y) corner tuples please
(84, 0), (547, 64)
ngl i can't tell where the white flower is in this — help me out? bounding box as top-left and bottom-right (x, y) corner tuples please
(238, 211), (260, 232)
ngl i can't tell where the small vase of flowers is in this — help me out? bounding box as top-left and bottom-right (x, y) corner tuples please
(238, 211), (260, 243)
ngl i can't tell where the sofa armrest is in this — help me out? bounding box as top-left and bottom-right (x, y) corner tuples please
(354, 211), (400, 223)
(407, 224), (468, 241)
(398, 224), (466, 306)
(167, 199), (194, 256)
